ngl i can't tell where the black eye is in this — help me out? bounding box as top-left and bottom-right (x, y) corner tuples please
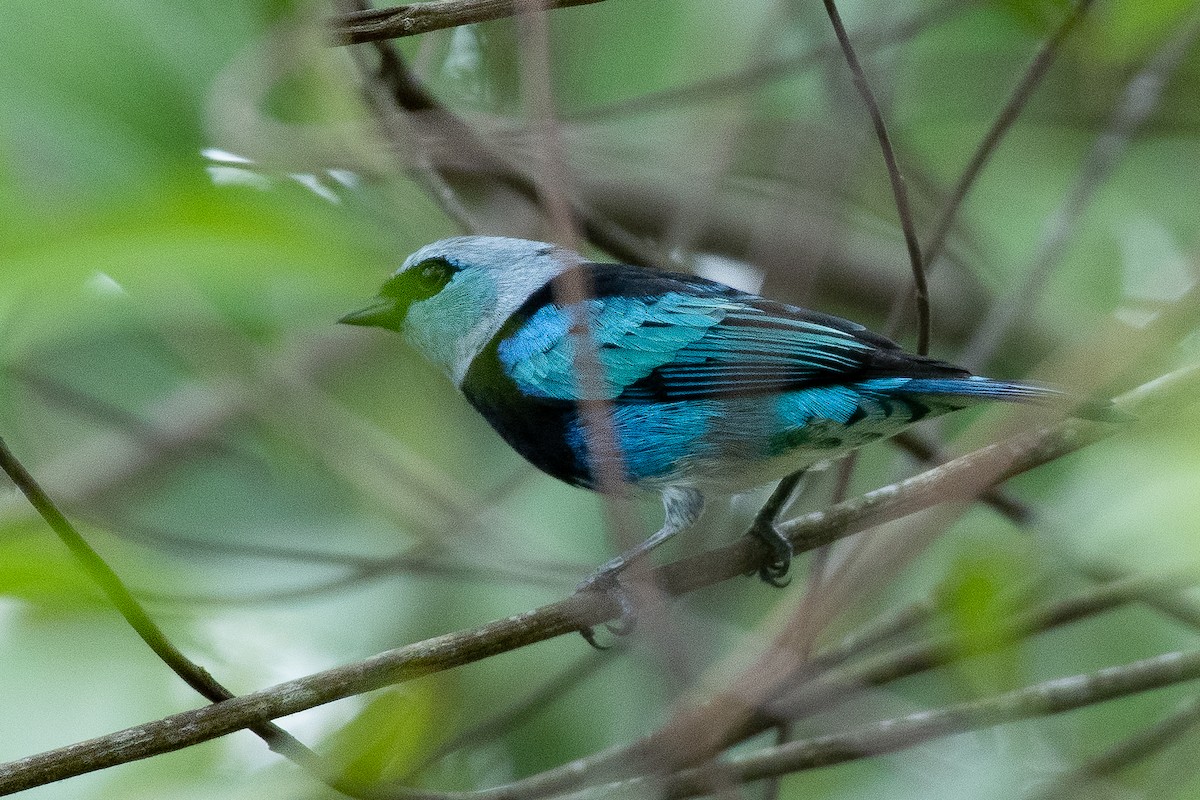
(381, 257), (459, 305)
(419, 260), (449, 282)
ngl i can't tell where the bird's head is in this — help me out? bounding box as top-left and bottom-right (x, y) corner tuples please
(340, 236), (577, 385)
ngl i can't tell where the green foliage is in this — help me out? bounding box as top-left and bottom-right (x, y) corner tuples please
(993, 0), (1072, 35)
(323, 680), (459, 786)
(0, 524), (109, 612)
(934, 544), (1032, 695)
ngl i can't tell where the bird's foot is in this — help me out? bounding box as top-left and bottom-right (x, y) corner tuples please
(746, 470), (804, 587)
(574, 567), (639, 649)
(750, 522), (793, 587)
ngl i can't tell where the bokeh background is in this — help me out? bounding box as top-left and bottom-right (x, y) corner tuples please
(2, 0), (1200, 797)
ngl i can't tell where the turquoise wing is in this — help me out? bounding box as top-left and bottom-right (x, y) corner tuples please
(493, 270), (893, 403)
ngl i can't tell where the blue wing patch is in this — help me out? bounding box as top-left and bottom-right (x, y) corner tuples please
(495, 282), (877, 403)
(497, 293), (728, 400)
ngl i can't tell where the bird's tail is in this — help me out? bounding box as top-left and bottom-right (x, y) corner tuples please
(889, 376), (1124, 422)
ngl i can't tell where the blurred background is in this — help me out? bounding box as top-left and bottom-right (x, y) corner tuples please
(2, 0), (1200, 797)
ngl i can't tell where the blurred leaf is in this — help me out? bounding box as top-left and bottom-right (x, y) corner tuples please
(1061, 423), (1200, 577)
(323, 678), (459, 786)
(0, 523), (108, 612)
(934, 547), (1034, 692)
(0, 519), (188, 618)
(1079, 0), (1200, 65)
(991, 0), (1072, 35)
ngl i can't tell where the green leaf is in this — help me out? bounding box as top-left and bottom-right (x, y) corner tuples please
(322, 678), (460, 786)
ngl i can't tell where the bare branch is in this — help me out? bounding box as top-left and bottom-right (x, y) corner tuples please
(821, 0), (929, 354)
(417, 652), (610, 770)
(628, 649), (1200, 799)
(1031, 695), (1200, 799)
(891, 430), (1032, 523)
(565, 1), (957, 123)
(347, 32), (668, 267)
(922, 0), (1096, 271)
(885, 0), (1096, 335)
(333, 0), (605, 45)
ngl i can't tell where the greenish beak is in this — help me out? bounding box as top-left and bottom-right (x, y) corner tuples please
(338, 298), (405, 330)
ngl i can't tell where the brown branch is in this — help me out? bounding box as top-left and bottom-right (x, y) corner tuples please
(1084, 562), (1200, 634)
(565, 1), (957, 123)
(333, 0), (605, 45)
(921, 0), (1096, 271)
(891, 430), (1032, 523)
(636, 649), (1200, 799)
(1030, 695), (1200, 799)
(821, 0), (930, 354)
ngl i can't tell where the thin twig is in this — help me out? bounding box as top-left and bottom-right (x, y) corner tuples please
(333, 0), (605, 45)
(885, 0), (1096, 335)
(1031, 695), (1200, 800)
(417, 653), (611, 770)
(923, 0), (1096, 271)
(348, 26), (665, 267)
(821, 0), (929, 354)
(812, 598), (933, 669)
(612, 649), (1200, 800)
(564, 1), (957, 123)
(1082, 562), (1200, 640)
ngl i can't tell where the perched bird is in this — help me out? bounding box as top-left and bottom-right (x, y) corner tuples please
(341, 236), (1079, 615)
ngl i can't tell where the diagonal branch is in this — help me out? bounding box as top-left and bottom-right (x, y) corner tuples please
(346, 19), (663, 267)
(821, 0), (930, 354)
(1030, 695), (1200, 799)
(626, 648), (1200, 800)
(921, 0), (1096, 271)
(885, 0), (1096, 336)
(333, 0), (605, 45)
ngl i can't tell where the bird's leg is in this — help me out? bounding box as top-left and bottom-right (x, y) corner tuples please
(748, 469), (807, 586)
(575, 486), (705, 645)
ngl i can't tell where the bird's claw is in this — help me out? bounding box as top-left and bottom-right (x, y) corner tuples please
(751, 522), (794, 587)
(758, 558), (792, 587)
(575, 570), (639, 649)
